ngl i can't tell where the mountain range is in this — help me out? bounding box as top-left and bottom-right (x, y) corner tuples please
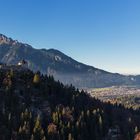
(0, 33), (140, 88)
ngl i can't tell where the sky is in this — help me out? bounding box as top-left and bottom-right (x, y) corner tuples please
(0, 0), (140, 74)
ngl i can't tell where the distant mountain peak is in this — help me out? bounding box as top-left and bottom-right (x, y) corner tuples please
(0, 34), (11, 43)
(0, 33), (140, 88)
(0, 33), (18, 46)
(0, 33), (8, 38)
(0, 34), (33, 49)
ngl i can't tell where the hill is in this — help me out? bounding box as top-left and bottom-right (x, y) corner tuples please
(0, 34), (140, 88)
(0, 67), (139, 140)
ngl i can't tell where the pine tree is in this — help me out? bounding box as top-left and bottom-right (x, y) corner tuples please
(68, 133), (73, 140)
(135, 126), (138, 134)
(33, 73), (40, 84)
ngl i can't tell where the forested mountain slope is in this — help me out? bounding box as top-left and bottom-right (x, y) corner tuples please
(0, 66), (139, 140)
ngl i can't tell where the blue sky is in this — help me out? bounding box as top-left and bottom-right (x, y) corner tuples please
(0, 0), (140, 74)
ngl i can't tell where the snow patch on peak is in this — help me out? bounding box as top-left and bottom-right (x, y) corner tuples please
(55, 55), (62, 61)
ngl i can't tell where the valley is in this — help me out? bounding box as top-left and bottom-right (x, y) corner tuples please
(89, 86), (140, 110)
